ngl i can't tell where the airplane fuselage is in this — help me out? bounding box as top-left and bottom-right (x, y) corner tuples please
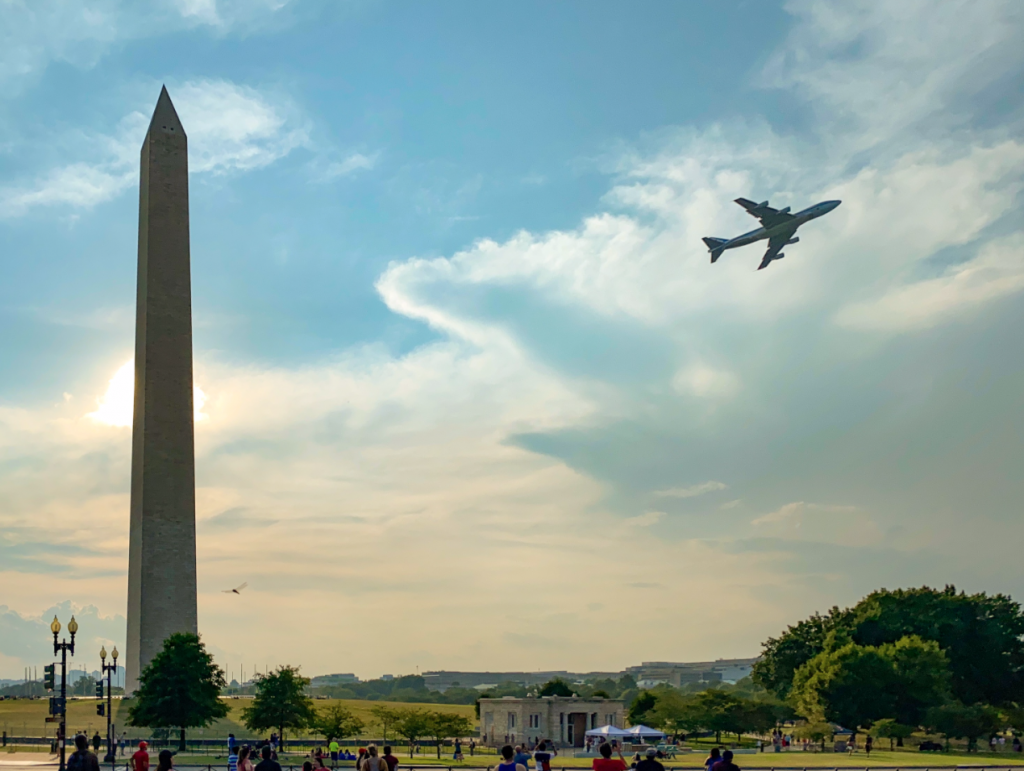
(721, 200), (840, 250)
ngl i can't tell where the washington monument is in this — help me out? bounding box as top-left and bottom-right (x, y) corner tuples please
(125, 87), (198, 693)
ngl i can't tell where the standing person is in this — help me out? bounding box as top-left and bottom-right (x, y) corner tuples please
(469, 741), (475, 757)
(703, 748), (721, 771)
(497, 745), (528, 771)
(513, 746), (532, 769)
(635, 748), (664, 771)
(454, 739), (464, 761)
(715, 751), (739, 771)
(229, 735), (238, 755)
(592, 741), (627, 771)
(383, 746), (399, 771)
(91, 732), (103, 754)
(68, 734), (101, 771)
(157, 750), (175, 771)
(534, 741), (553, 771)
(238, 746), (255, 771)
(255, 744), (283, 771)
(329, 740), (340, 767)
(864, 736), (872, 757)
(356, 748), (367, 770)
(361, 745), (386, 771)
(132, 742), (150, 771)
(229, 744), (239, 771)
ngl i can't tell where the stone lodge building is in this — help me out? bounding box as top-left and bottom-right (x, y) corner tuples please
(478, 696), (625, 748)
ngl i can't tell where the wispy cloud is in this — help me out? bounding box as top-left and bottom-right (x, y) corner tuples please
(653, 481), (728, 499)
(0, 79), (309, 216)
(309, 152), (380, 183)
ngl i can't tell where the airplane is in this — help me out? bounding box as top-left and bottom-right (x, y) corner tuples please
(703, 197), (841, 270)
(222, 582), (248, 594)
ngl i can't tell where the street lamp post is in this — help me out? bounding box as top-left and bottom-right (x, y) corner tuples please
(99, 646), (118, 766)
(50, 615), (78, 771)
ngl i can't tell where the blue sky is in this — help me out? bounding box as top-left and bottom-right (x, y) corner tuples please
(1, 0), (1023, 680)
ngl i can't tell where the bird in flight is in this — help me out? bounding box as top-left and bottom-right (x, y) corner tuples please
(222, 582), (248, 594)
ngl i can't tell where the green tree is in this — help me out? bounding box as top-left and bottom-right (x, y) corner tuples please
(370, 705), (403, 742)
(690, 690), (745, 744)
(755, 586), (1024, 706)
(753, 607), (851, 699)
(242, 666), (317, 747)
(311, 704), (364, 743)
(126, 633), (229, 752)
(926, 702), (1002, 752)
(394, 709), (432, 755)
(790, 642), (896, 738)
(871, 719), (915, 750)
(649, 691), (701, 735)
(539, 678), (573, 697)
(882, 635), (951, 726)
(424, 712), (474, 759)
(628, 690), (658, 725)
(793, 721), (832, 751)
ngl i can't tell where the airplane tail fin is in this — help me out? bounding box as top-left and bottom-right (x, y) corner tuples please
(703, 237), (728, 264)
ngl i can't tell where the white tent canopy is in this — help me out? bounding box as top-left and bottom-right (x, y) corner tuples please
(626, 725), (666, 739)
(585, 725), (631, 738)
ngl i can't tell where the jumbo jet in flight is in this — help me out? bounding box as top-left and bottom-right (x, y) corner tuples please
(703, 197), (841, 270)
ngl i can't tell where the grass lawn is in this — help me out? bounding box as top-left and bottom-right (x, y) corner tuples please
(0, 698), (474, 744)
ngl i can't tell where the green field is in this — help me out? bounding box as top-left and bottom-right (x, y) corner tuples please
(0, 697), (474, 743)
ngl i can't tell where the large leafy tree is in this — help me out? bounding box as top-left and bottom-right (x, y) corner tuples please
(394, 709), (432, 755)
(871, 719), (915, 750)
(242, 666), (317, 746)
(311, 704), (364, 743)
(791, 642), (897, 736)
(926, 702), (1003, 751)
(127, 633), (229, 751)
(538, 678), (573, 697)
(628, 690), (658, 725)
(424, 712), (474, 759)
(370, 705), (403, 742)
(755, 586), (1024, 706)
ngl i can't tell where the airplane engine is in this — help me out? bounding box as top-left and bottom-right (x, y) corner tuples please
(776, 253), (785, 259)
(785, 237), (800, 245)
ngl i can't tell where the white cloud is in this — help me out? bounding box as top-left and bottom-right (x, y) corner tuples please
(0, 79), (309, 216)
(835, 234), (1024, 331)
(653, 481), (728, 499)
(625, 511), (665, 527)
(0, 0), (299, 94)
(309, 152), (380, 183)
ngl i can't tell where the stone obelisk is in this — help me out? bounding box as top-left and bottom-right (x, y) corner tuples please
(125, 87), (198, 694)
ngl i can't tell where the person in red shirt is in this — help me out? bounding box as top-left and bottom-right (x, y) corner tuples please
(592, 742), (627, 771)
(131, 742), (150, 771)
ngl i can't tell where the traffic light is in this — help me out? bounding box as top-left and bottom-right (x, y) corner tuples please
(95, 680), (104, 698)
(43, 664), (56, 691)
(96, 703), (105, 717)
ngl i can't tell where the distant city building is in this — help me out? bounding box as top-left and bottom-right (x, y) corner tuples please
(478, 696), (624, 748)
(310, 673), (360, 686)
(380, 674), (394, 681)
(423, 670), (621, 692)
(624, 658), (757, 687)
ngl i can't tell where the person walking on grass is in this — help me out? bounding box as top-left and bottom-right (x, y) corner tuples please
(592, 741), (627, 771)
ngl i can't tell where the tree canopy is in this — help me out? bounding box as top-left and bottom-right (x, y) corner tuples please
(126, 633), (228, 751)
(753, 586), (1024, 706)
(538, 678), (574, 697)
(310, 704), (364, 743)
(241, 666), (317, 744)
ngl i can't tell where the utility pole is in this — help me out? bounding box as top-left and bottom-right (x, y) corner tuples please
(50, 616), (77, 771)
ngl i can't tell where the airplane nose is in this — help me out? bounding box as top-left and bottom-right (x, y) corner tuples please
(827, 200), (841, 211)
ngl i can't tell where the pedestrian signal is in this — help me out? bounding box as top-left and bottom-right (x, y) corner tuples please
(43, 664), (56, 690)
(95, 680), (104, 698)
(96, 703), (105, 717)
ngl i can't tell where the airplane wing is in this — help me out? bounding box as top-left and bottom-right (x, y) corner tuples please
(735, 197), (796, 229)
(757, 234), (788, 270)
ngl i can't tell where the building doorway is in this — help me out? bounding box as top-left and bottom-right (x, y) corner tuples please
(566, 713), (588, 748)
